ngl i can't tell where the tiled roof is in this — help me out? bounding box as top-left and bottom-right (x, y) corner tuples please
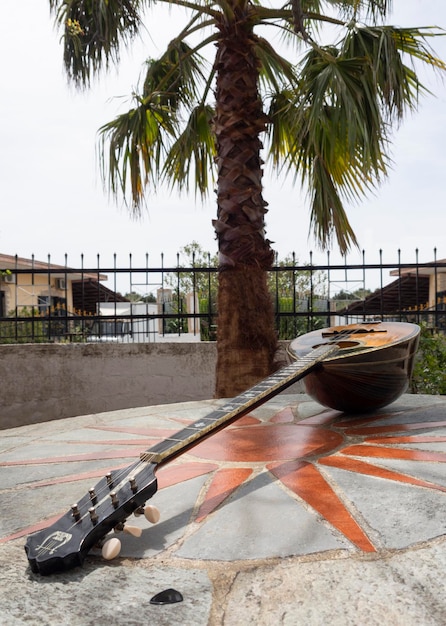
(339, 274), (430, 315)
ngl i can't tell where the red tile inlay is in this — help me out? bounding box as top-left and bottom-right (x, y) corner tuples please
(22, 464), (128, 488)
(234, 415), (261, 426)
(319, 456), (446, 493)
(270, 407), (295, 423)
(157, 462), (218, 489)
(341, 444), (446, 463)
(366, 435), (446, 445)
(343, 420), (446, 436)
(267, 460), (375, 552)
(0, 514), (63, 544)
(191, 424), (343, 462)
(0, 449), (145, 466)
(5, 402), (446, 556)
(88, 426), (184, 438)
(195, 468), (253, 522)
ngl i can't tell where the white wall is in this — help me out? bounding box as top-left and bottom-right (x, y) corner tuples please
(0, 341), (302, 430)
(0, 342), (217, 429)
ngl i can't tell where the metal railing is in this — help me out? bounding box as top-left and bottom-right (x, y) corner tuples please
(0, 249), (445, 343)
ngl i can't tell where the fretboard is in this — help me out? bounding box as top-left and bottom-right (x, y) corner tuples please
(140, 343), (339, 466)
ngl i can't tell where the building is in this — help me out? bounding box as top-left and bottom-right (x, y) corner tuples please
(339, 258), (446, 329)
(0, 253), (127, 318)
(0, 254), (201, 343)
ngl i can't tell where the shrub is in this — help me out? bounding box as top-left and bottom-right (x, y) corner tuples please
(411, 324), (446, 395)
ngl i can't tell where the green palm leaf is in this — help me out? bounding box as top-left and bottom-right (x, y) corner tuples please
(269, 47), (387, 251)
(50, 1), (446, 253)
(142, 40), (209, 110)
(323, 1), (391, 21)
(343, 25), (446, 118)
(98, 95), (178, 212)
(254, 37), (300, 92)
(50, 0), (145, 86)
(163, 104), (216, 195)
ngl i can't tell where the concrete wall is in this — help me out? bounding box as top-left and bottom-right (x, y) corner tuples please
(0, 341), (302, 430)
(0, 342), (218, 430)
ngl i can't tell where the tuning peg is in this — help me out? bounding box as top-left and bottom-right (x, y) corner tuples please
(71, 503), (81, 522)
(122, 524), (142, 538)
(113, 521), (143, 538)
(89, 507), (98, 525)
(101, 537), (121, 561)
(144, 505), (161, 524)
(128, 475), (137, 493)
(134, 504), (160, 524)
(106, 472), (114, 489)
(88, 488), (98, 505)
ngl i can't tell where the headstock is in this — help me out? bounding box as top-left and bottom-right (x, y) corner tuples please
(25, 461), (158, 575)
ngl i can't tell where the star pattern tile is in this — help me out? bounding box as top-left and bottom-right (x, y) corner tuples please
(2, 400), (446, 561)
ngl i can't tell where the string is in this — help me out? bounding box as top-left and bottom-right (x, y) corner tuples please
(34, 322), (388, 547)
(36, 323), (383, 545)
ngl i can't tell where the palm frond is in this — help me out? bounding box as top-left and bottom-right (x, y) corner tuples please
(98, 95), (178, 212)
(163, 104), (216, 196)
(266, 43), (394, 252)
(142, 40), (208, 110)
(309, 155), (359, 252)
(49, 0), (145, 87)
(295, 103), (385, 253)
(50, 0), (446, 257)
(342, 25), (446, 120)
(97, 28), (216, 210)
(266, 90), (301, 167)
(254, 37), (300, 92)
(266, 90), (365, 253)
(393, 27), (446, 69)
(324, 0), (392, 21)
(295, 47), (387, 175)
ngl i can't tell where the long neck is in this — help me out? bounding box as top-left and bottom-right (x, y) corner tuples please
(140, 343), (339, 467)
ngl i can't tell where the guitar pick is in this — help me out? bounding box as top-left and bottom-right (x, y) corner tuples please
(150, 588), (183, 605)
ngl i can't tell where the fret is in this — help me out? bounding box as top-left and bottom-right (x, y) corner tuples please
(141, 344), (339, 465)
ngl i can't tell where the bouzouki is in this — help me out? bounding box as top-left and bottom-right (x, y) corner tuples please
(25, 321), (420, 575)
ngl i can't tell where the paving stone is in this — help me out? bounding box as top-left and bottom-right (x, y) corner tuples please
(177, 470), (353, 560)
(1, 393), (445, 624)
(0, 543), (212, 626)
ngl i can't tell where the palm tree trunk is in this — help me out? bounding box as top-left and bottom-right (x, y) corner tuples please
(213, 6), (278, 397)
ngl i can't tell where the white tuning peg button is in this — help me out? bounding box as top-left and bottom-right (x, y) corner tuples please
(144, 505), (160, 524)
(101, 537), (121, 561)
(123, 524), (143, 538)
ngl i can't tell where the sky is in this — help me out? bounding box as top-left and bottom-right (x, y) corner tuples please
(1, 0), (445, 274)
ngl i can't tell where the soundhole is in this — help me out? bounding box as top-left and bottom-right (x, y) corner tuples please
(313, 340), (361, 350)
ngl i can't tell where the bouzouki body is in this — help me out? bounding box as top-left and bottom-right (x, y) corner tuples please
(25, 321), (420, 574)
(289, 321), (420, 412)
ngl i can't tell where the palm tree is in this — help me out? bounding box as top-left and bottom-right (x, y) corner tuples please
(49, 0), (445, 397)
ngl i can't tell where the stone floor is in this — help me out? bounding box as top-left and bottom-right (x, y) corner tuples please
(1, 392), (446, 625)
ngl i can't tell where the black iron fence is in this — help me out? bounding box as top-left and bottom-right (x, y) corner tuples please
(0, 249), (445, 343)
